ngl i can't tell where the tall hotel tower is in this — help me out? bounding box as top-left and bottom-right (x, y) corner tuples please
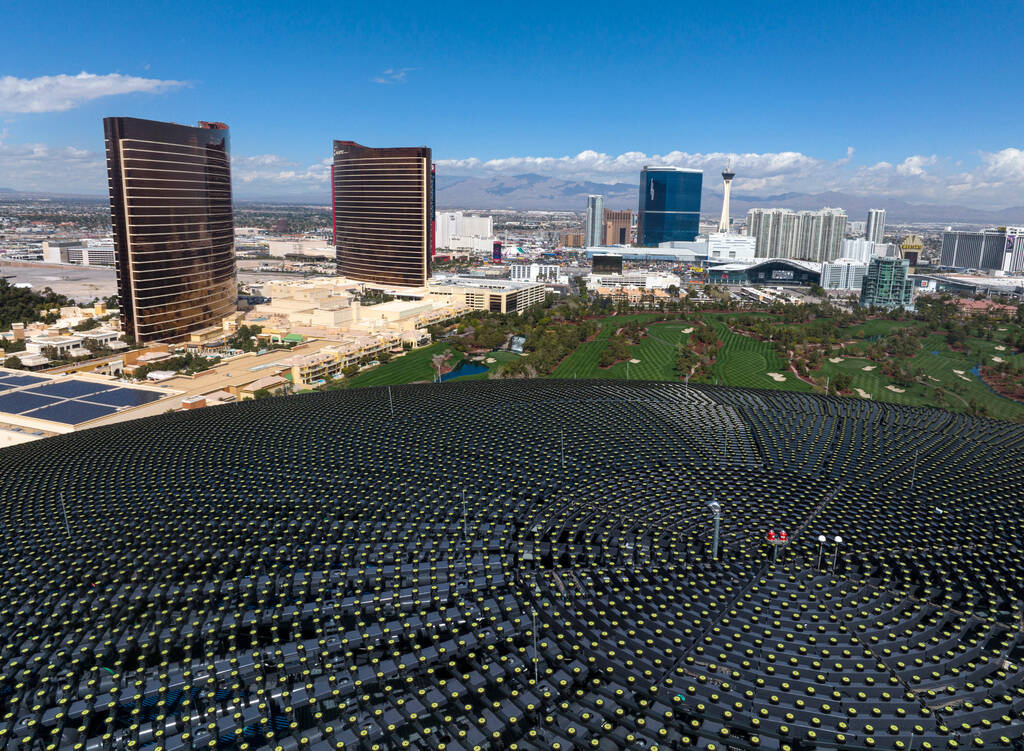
(865, 208), (886, 244)
(637, 166), (702, 246)
(584, 195), (604, 247)
(103, 117), (236, 343)
(333, 141), (433, 287)
(718, 165), (735, 233)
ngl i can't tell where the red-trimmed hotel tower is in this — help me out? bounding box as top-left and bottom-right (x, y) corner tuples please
(332, 141), (432, 287)
(104, 117), (236, 343)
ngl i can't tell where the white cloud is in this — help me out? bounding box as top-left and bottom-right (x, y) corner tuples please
(0, 137), (106, 193)
(372, 68), (415, 84)
(229, 154), (331, 197)
(0, 72), (185, 114)
(4, 134), (1024, 208)
(436, 147), (1024, 207)
(437, 149), (825, 185)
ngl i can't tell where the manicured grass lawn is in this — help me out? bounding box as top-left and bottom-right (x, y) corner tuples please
(555, 320), (695, 381)
(339, 312), (1024, 420)
(814, 335), (1024, 419)
(705, 317), (813, 392)
(347, 343), (459, 387)
(551, 314), (666, 379)
(815, 356), (930, 407)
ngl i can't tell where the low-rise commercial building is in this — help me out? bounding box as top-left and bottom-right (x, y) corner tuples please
(593, 286), (672, 306)
(706, 233), (756, 261)
(509, 263), (562, 283)
(427, 277), (547, 314)
(237, 375), (291, 400)
(707, 258), (822, 286)
(279, 335), (405, 386)
(821, 259), (869, 290)
(586, 272), (681, 290)
(267, 239), (335, 259)
(25, 335), (85, 357)
(41, 239), (116, 266)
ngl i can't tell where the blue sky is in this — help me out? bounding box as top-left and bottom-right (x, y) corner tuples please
(1, 0), (1023, 206)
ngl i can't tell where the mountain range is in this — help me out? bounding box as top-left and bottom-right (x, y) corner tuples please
(435, 173), (1024, 225)
(4, 177), (1024, 225)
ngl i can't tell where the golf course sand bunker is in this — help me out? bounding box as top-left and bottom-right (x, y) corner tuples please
(767, 372), (787, 382)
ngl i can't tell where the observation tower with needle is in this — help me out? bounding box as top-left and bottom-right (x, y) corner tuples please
(718, 162), (736, 233)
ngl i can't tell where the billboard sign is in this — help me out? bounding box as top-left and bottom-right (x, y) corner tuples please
(492, 241), (502, 263)
(592, 254), (623, 274)
(772, 269), (794, 281)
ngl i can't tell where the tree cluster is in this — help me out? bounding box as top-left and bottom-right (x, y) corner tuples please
(599, 335), (631, 368)
(133, 353), (219, 380)
(0, 279), (72, 330)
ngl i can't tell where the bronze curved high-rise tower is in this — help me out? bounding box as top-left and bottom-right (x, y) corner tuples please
(104, 117), (236, 343)
(332, 140), (432, 287)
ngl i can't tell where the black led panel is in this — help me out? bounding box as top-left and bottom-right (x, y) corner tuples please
(0, 381), (1022, 751)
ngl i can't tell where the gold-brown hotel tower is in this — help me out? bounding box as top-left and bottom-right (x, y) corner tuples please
(104, 117), (236, 343)
(332, 140), (433, 287)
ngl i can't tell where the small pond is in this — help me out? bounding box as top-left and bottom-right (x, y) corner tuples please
(440, 360), (489, 381)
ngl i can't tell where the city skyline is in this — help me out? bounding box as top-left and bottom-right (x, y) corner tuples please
(1, 1), (1023, 208)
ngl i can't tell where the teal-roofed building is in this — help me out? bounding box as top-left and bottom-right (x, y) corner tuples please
(860, 256), (914, 310)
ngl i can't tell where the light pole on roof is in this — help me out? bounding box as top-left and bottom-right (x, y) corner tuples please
(708, 500), (721, 561)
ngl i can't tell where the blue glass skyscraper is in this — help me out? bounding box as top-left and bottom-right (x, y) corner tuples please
(637, 167), (702, 245)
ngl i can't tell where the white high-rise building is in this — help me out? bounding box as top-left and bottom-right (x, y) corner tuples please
(841, 238), (891, 263)
(746, 207), (846, 261)
(435, 211), (494, 250)
(584, 195), (604, 247)
(796, 208), (848, 262)
(865, 209), (886, 244)
(745, 208), (799, 258)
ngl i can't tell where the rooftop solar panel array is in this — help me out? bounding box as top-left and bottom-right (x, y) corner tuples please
(0, 380), (1022, 751)
(28, 379), (113, 399)
(0, 378), (166, 425)
(0, 373), (49, 393)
